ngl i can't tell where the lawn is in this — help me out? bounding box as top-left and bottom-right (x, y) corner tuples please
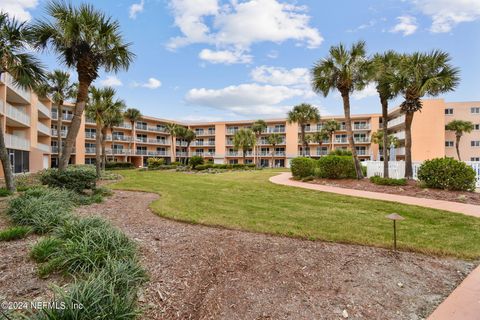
(112, 169), (480, 259)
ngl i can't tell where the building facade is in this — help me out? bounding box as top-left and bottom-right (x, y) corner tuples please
(1, 73), (478, 177)
(0, 73), (52, 177)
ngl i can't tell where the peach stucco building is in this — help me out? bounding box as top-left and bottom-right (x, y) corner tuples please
(1, 73), (479, 176)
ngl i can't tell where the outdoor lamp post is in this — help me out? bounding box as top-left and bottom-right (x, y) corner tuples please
(386, 213), (405, 251)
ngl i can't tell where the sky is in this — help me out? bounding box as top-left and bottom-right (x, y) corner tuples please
(2, 0), (480, 122)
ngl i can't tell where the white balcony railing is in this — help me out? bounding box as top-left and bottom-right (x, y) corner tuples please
(52, 112), (74, 121)
(353, 124), (370, 130)
(5, 133), (30, 150)
(37, 102), (51, 118)
(85, 132), (96, 139)
(388, 115), (406, 128)
(37, 143), (51, 153)
(147, 151), (170, 156)
(37, 122), (51, 135)
(392, 131), (406, 140)
(6, 103), (30, 125)
(148, 138), (169, 144)
(51, 129), (68, 137)
(2, 73), (31, 102)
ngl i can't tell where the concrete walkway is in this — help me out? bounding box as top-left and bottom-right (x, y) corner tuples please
(269, 172), (480, 218)
(270, 172), (480, 320)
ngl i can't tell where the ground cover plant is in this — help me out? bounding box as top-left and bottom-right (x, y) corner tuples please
(112, 169), (480, 259)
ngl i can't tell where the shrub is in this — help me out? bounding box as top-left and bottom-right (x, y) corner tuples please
(417, 157), (476, 191)
(171, 161), (182, 166)
(232, 164), (245, 169)
(36, 216), (137, 276)
(147, 157), (165, 169)
(105, 162), (135, 170)
(214, 164), (228, 169)
(15, 173), (42, 191)
(0, 226), (31, 241)
(194, 164), (214, 171)
(317, 155), (356, 179)
(7, 187), (75, 234)
(329, 149), (352, 156)
(40, 166), (97, 192)
(189, 156), (204, 169)
(246, 163), (256, 168)
(370, 176), (407, 186)
(0, 187), (12, 197)
(290, 157), (316, 179)
(31, 237), (64, 263)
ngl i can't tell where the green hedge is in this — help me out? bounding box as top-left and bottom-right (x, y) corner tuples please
(290, 157), (316, 179)
(370, 176), (407, 186)
(147, 157), (165, 169)
(105, 162), (135, 170)
(40, 166), (97, 192)
(189, 156), (204, 169)
(317, 155), (357, 179)
(417, 158), (476, 191)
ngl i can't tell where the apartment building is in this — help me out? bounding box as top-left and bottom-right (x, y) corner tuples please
(0, 73), (52, 178)
(47, 98), (480, 169)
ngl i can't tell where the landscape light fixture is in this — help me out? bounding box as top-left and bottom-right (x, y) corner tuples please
(386, 213), (405, 251)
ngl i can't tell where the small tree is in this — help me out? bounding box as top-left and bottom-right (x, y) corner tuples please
(233, 129), (256, 164)
(309, 130), (330, 157)
(101, 99), (125, 170)
(166, 123), (180, 161)
(176, 127), (196, 164)
(287, 103), (320, 157)
(267, 133), (283, 168)
(445, 120), (474, 161)
(189, 155), (204, 169)
(322, 120), (340, 152)
(252, 120), (267, 167)
(372, 130), (399, 160)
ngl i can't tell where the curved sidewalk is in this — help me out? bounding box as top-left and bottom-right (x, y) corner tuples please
(269, 172), (480, 218)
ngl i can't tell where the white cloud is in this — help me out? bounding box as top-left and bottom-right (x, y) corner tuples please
(167, 0), (323, 64)
(267, 50), (279, 59)
(0, 0), (38, 21)
(250, 66), (310, 86)
(199, 49), (252, 64)
(352, 83), (378, 100)
(185, 83), (305, 116)
(129, 0), (144, 19)
(411, 0), (480, 33)
(390, 15), (418, 36)
(181, 115), (223, 122)
(133, 77), (162, 89)
(100, 76), (123, 87)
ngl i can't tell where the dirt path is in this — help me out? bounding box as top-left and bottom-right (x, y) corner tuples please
(72, 190), (475, 320)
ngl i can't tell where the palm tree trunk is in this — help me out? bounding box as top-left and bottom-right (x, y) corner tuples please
(271, 143), (275, 168)
(0, 120), (15, 192)
(381, 96), (389, 178)
(330, 132), (334, 153)
(95, 122), (102, 177)
(300, 126), (306, 156)
(59, 80), (91, 170)
(57, 102), (64, 159)
(341, 92), (363, 179)
(404, 111), (414, 179)
(186, 142), (190, 165)
(128, 120), (134, 160)
(455, 134), (462, 161)
(101, 127), (108, 171)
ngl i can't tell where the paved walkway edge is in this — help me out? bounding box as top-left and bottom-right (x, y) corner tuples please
(269, 172), (480, 320)
(269, 172), (480, 218)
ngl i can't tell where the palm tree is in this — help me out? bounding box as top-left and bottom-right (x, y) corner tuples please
(176, 127), (196, 164)
(312, 41), (371, 179)
(322, 120), (340, 153)
(32, 1), (134, 171)
(85, 86), (114, 177)
(287, 103), (320, 157)
(392, 51), (460, 178)
(166, 123), (179, 162)
(445, 120), (474, 161)
(101, 97), (125, 170)
(0, 12), (46, 191)
(233, 129), (256, 164)
(252, 120), (267, 167)
(36, 70), (76, 159)
(371, 51), (401, 177)
(309, 129), (330, 157)
(267, 133), (283, 168)
(124, 108), (142, 157)
(371, 130), (399, 160)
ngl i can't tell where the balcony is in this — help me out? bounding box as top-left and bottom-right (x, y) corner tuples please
(334, 138), (348, 144)
(37, 122), (51, 136)
(51, 129), (68, 138)
(109, 149), (133, 155)
(391, 131), (406, 140)
(37, 143), (51, 153)
(353, 123), (370, 130)
(192, 141), (215, 146)
(51, 146), (76, 154)
(116, 122), (132, 129)
(195, 152), (215, 157)
(263, 127), (285, 133)
(354, 137), (370, 143)
(176, 151), (187, 157)
(226, 128), (240, 135)
(5, 133), (30, 151)
(148, 126), (167, 133)
(388, 115), (406, 128)
(176, 141), (188, 147)
(136, 137), (148, 143)
(6, 102), (30, 126)
(85, 147), (96, 154)
(37, 102), (51, 118)
(135, 124), (148, 131)
(356, 149), (368, 156)
(148, 138), (169, 144)
(86, 132), (96, 139)
(2, 73), (31, 103)
(136, 149), (148, 155)
(112, 135), (132, 142)
(52, 112), (74, 121)
(195, 130), (215, 136)
(148, 151), (170, 156)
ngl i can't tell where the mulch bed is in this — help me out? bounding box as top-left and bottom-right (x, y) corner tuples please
(309, 178), (480, 205)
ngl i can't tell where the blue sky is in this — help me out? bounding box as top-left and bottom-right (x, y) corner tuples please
(4, 0), (480, 121)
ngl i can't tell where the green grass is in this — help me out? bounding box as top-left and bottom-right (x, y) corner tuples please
(0, 226), (31, 241)
(112, 169), (480, 259)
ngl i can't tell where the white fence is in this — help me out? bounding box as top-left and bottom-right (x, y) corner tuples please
(364, 160), (480, 188)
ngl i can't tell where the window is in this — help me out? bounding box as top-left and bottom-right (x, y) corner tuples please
(475, 124), (480, 130)
(471, 107), (480, 114)
(229, 159), (238, 164)
(445, 108), (454, 115)
(471, 141), (480, 147)
(445, 141), (454, 147)
(471, 157), (480, 161)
